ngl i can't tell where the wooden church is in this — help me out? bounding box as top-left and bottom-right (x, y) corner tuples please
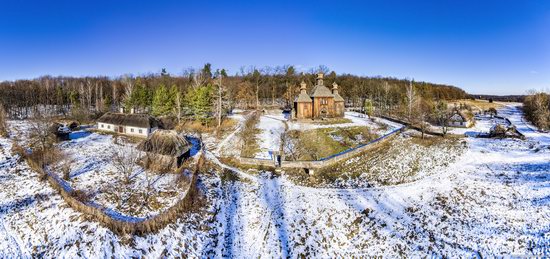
(294, 73), (345, 119)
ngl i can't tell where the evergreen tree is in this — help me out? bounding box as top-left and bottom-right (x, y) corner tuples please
(152, 84), (171, 116)
(186, 84), (214, 124)
(364, 99), (374, 119)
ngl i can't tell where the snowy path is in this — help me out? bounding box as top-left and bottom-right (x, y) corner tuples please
(214, 114), (246, 156)
(255, 116), (285, 160)
(499, 103), (550, 145)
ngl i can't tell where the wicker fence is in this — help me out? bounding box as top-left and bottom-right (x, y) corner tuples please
(25, 150), (204, 236)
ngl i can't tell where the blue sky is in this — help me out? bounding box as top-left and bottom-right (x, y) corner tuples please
(0, 0), (548, 94)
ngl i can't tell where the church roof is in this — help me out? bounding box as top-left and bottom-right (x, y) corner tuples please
(310, 84), (334, 97)
(333, 92), (345, 102)
(295, 92), (312, 102)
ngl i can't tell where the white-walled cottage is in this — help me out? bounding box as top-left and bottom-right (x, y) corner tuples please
(448, 110), (473, 128)
(97, 112), (159, 137)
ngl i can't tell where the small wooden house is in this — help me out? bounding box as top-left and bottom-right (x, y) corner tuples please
(448, 110), (473, 128)
(137, 130), (192, 171)
(97, 111), (159, 137)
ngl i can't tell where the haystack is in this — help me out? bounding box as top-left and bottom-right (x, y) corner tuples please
(137, 130), (192, 171)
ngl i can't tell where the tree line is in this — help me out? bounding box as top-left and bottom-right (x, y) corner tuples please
(0, 64), (467, 125)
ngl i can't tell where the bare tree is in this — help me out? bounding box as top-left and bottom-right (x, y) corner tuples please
(121, 75), (134, 107)
(0, 101), (7, 137)
(215, 73), (224, 128)
(112, 148), (139, 185)
(406, 80), (417, 123)
(434, 100), (450, 135)
(192, 70), (205, 89)
(416, 99), (432, 139)
(174, 90), (183, 124)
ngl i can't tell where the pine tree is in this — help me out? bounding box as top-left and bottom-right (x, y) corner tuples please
(364, 99), (374, 119)
(186, 84), (213, 124)
(152, 84), (170, 116)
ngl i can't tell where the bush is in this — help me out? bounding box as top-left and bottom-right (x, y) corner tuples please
(239, 112), (260, 157)
(523, 92), (550, 131)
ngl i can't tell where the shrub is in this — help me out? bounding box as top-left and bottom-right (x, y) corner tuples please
(239, 112), (260, 157)
(523, 92), (550, 131)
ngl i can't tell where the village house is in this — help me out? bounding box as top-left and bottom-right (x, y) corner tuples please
(137, 129), (192, 171)
(294, 73), (345, 119)
(96, 108), (159, 137)
(448, 110), (474, 128)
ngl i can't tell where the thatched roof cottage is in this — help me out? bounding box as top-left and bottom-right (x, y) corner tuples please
(97, 111), (159, 137)
(137, 130), (192, 171)
(448, 110), (474, 128)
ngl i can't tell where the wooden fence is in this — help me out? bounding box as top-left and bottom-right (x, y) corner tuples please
(237, 127), (403, 169)
(24, 149), (204, 236)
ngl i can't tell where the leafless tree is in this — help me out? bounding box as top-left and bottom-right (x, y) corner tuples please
(112, 148), (139, 185)
(192, 70), (205, 89)
(174, 91), (183, 124)
(406, 80), (418, 123)
(0, 102), (7, 137)
(215, 73), (224, 128)
(121, 75), (135, 107)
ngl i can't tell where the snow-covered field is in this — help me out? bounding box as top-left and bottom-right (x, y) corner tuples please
(0, 104), (549, 257)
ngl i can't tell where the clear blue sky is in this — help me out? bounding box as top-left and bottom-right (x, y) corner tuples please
(0, 0), (548, 94)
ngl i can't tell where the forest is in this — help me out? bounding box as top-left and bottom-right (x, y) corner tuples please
(0, 64), (467, 125)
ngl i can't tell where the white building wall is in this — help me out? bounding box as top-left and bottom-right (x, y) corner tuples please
(97, 122), (155, 137)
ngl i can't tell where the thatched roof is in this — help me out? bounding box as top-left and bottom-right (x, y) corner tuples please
(449, 110), (473, 122)
(137, 130), (191, 157)
(97, 112), (159, 128)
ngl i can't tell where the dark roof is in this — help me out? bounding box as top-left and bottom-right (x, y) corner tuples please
(137, 130), (191, 157)
(97, 112), (159, 128)
(310, 84), (334, 97)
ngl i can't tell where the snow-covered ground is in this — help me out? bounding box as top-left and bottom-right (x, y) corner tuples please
(0, 104), (549, 257)
(255, 115), (286, 160)
(284, 131), (467, 188)
(58, 132), (193, 218)
(447, 114), (509, 136)
(0, 135), (220, 257)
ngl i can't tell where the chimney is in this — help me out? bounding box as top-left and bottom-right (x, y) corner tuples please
(130, 108), (135, 114)
(332, 82), (339, 95)
(316, 73), (324, 86)
(300, 81), (307, 94)
(119, 107), (124, 113)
